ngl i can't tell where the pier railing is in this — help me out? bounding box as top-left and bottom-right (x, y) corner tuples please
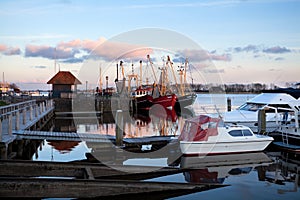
(0, 99), (54, 143)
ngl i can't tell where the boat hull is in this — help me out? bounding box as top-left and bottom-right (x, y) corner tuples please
(180, 139), (273, 155)
(176, 93), (197, 109)
(133, 94), (177, 110)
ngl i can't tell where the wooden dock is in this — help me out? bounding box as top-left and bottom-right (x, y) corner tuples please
(0, 160), (227, 198)
(0, 99), (54, 159)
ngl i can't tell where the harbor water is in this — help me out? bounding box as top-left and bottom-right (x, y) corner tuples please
(30, 93), (299, 199)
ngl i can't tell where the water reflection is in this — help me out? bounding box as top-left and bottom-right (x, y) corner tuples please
(176, 152), (300, 194)
(180, 152), (272, 184)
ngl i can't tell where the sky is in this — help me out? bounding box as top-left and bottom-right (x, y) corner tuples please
(0, 0), (299, 90)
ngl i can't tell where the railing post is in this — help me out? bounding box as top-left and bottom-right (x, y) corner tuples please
(22, 108), (26, 125)
(35, 105), (38, 117)
(15, 111), (20, 131)
(8, 113), (12, 136)
(39, 103), (42, 114)
(30, 105), (33, 121)
(0, 116), (2, 142)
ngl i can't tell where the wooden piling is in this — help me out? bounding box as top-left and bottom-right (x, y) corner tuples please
(258, 108), (266, 134)
(115, 110), (123, 146)
(227, 97), (232, 111)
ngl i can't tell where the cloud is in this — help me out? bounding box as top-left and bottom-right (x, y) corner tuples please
(263, 46), (291, 54)
(25, 38), (153, 62)
(91, 40), (153, 61)
(229, 44), (293, 54)
(62, 57), (85, 63)
(203, 69), (225, 73)
(25, 44), (79, 59)
(274, 57), (284, 61)
(32, 65), (47, 69)
(177, 49), (231, 62)
(269, 68), (281, 72)
(231, 44), (260, 53)
(0, 44), (21, 55)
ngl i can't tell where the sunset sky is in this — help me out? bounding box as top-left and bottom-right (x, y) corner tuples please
(0, 0), (299, 90)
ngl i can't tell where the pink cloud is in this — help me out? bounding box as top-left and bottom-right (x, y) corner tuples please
(0, 44), (7, 51)
(91, 40), (153, 61)
(27, 37), (152, 61)
(0, 44), (21, 55)
(25, 44), (78, 59)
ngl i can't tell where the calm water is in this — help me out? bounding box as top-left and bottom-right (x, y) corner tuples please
(31, 93), (300, 199)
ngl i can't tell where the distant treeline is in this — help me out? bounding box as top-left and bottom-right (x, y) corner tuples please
(191, 83), (278, 93)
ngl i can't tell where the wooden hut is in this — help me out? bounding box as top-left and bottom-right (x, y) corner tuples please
(47, 71), (81, 98)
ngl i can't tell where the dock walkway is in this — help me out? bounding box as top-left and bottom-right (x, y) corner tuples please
(0, 99), (54, 158)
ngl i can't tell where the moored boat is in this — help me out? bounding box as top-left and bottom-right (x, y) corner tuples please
(271, 101), (300, 152)
(178, 115), (274, 155)
(223, 93), (298, 133)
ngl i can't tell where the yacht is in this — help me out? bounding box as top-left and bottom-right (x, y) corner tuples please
(222, 93), (298, 133)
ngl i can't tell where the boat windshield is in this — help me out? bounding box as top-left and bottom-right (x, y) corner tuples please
(228, 129), (253, 137)
(238, 103), (265, 112)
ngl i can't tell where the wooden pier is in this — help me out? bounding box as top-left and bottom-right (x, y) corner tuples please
(0, 99), (54, 159)
(0, 160), (226, 198)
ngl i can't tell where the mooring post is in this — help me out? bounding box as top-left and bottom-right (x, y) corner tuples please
(15, 111), (20, 131)
(227, 97), (232, 111)
(258, 108), (266, 134)
(115, 110), (123, 147)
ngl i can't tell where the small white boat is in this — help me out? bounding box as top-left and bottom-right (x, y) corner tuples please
(179, 115), (273, 155)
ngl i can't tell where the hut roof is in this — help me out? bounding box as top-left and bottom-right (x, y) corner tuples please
(47, 71), (82, 85)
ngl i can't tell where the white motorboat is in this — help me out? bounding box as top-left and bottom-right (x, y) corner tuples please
(179, 115), (273, 155)
(223, 93), (297, 132)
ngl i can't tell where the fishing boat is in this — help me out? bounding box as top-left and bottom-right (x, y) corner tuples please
(178, 115), (273, 155)
(222, 93), (298, 133)
(130, 55), (178, 110)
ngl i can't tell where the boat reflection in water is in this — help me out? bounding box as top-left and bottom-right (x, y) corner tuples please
(179, 151), (300, 196)
(180, 152), (272, 184)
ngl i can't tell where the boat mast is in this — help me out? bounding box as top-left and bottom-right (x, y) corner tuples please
(99, 65), (103, 92)
(166, 55), (179, 93)
(147, 55), (158, 84)
(139, 60), (143, 86)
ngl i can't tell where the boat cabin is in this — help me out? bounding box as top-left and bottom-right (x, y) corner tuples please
(179, 115), (221, 142)
(238, 93), (296, 112)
